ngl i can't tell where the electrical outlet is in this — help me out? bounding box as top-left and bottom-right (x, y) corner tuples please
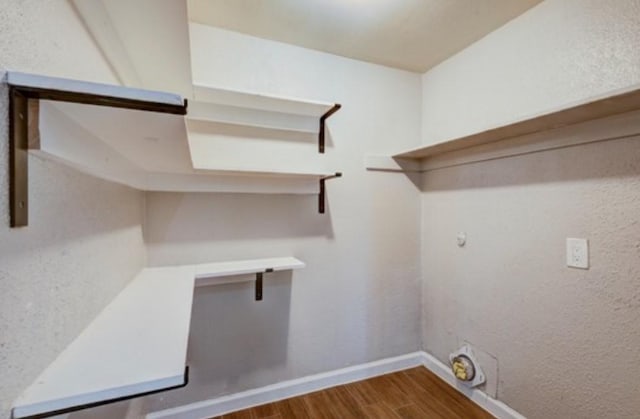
(566, 238), (589, 269)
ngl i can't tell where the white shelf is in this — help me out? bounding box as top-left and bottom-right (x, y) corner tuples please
(7, 71), (183, 107)
(12, 257), (305, 419)
(6, 72), (339, 195)
(369, 83), (640, 170)
(188, 84), (340, 135)
(7, 72), (342, 226)
(192, 256), (306, 286)
(192, 167), (336, 178)
(36, 99), (332, 195)
(193, 84), (337, 117)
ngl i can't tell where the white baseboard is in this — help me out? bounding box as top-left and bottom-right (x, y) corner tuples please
(147, 351), (525, 419)
(146, 352), (423, 419)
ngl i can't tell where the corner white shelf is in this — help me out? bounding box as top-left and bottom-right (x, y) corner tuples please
(6, 72), (343, 226)
(367, 83), (640, 171)
(12, 257), (305, 419)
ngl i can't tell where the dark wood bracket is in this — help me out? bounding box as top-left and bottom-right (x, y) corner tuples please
(319, 172), (342, 214)
(12, 366), (189, 419)
(255, 272), (263, 301)
(7, 82), (187, 228)
(255, 268), (274, 301)
(9, 88), (29, 227)
(319, 104), (341, 154)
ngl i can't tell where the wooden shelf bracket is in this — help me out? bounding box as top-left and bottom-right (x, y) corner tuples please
(9, 87), (29, 228)
(319, 172), (342, 214)
(319, 104), (341, 153)
(254, 268), (274, 301)
(6, 74), (187, 228)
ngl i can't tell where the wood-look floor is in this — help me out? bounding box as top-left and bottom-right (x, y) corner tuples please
(213, 367), (494, 418)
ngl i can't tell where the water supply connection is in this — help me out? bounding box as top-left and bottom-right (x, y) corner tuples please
(449, 345), (486, 388)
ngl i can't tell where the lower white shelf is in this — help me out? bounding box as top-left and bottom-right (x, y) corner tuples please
(12, 257), (305, 419)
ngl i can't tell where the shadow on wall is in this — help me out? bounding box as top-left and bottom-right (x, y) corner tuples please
(405, 171), (421, 190)
(69, 273), (294, 417)
(155, 271), (293, 407)
(144, 192), (335, 244)
(422, 136), (640, 191)
(4, 154), (144, 244)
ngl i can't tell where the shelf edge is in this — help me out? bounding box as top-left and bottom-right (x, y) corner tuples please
(7, 72), (184, 109)
(12, 369), (188, 419)
(393, 83), (640, 160)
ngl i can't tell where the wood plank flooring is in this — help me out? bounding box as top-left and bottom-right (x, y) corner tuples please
(213, 367), (494, 418)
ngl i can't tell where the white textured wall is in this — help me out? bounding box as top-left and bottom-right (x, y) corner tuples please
(420, 0), (640, 417)
(0, 0), (118, 83)
(143, 24), (422, 412)
(421, 0), (640, 145)
(0, 1), (146, 418)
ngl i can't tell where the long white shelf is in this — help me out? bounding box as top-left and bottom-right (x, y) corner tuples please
(12, 257), (305, 419)
(369, 83), (640, 170)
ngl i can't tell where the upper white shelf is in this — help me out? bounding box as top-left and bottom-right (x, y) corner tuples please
(192, 84), (337, 117)
(7, 72), (184, 107)
(392, 84), (640, 161)
(12, 257), (305, 419)
(8, 72), (340, 199)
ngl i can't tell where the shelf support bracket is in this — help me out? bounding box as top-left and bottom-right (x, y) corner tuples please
(255, 272), (263, 301)
(255, 268), (274, 301)
(319, 172), (342, 214)
(319, 104), (341, 154)
(12, 366), (189, 419)
(9, 88), (29, 228)
(6, 80), (187, 228)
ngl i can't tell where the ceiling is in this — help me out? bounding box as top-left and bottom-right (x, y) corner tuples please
(187, 0), (543, 73)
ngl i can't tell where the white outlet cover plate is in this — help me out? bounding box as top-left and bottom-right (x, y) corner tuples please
(449, 344), (486, 388)
(566, 238), (589, 269)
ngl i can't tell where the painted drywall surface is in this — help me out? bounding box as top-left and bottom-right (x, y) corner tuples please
(143, 24), (422, 412)
(95, 0), (193, 96)
(0, 0), (117, 83)
(420, 0), (640, 146)
(0, 1), (145, 417)
(421, 138), (640, 418)
(420, 0), (640, 417)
